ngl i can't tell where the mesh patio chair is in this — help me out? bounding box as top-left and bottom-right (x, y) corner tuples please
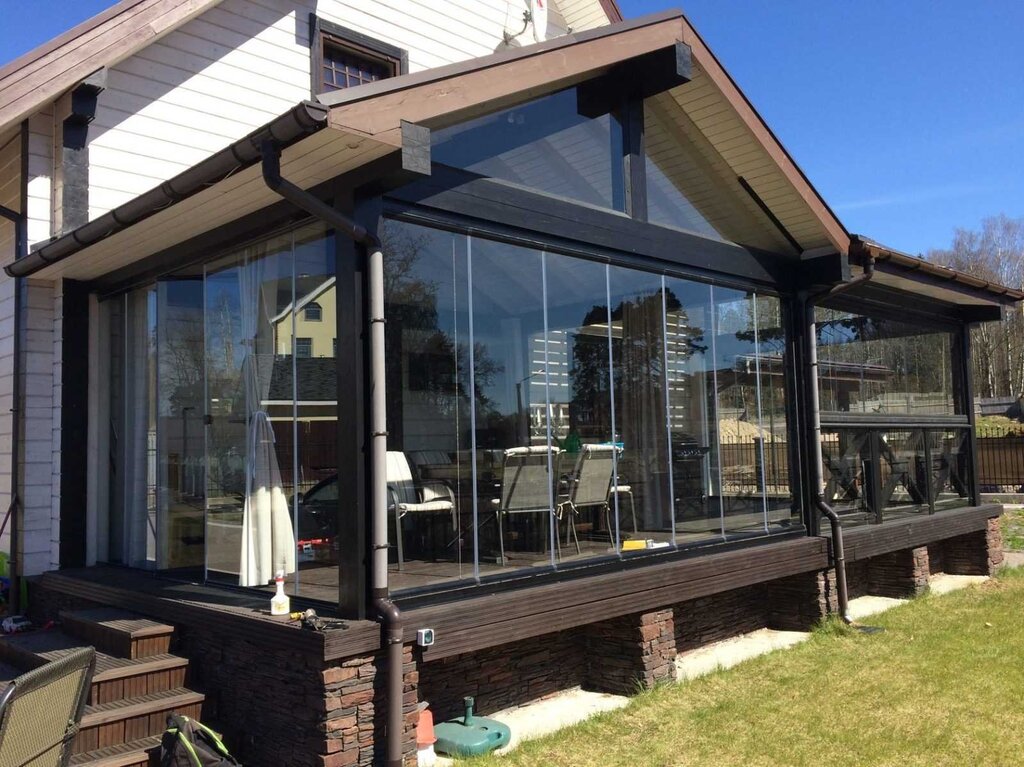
(387, 450), (456, 570)
(0, 646), (95, 767)
(491, 446), (562, 564)
(559, 444), (637, 549)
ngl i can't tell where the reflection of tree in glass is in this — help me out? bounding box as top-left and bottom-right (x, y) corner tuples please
(381, 225), (501, 415)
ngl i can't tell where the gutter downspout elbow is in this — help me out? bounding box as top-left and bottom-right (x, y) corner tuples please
(805, 253), (875, 624)
(260, 143), (401, 766)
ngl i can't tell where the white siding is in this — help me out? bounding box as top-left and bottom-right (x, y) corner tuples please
(0, 128), (18, 558)
(87, 0), (572, 217)
(26, 106), (52, 246)
(20, 279), (57, 575)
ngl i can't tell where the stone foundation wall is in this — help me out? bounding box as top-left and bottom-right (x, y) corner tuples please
(24, 512), (1003, 766)
(418, 629), (586, 721)
(943, 517), (1003, 576)
(674, 585), (767, 651)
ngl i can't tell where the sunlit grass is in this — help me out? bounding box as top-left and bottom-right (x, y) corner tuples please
(466, 568), (1024, 767)
(1001, 508), (1024, 551)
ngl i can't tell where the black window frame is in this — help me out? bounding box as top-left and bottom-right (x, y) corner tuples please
(309, 15), (408, 98)
(295, 336), (313, 358)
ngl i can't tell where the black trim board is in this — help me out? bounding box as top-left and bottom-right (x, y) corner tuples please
(838, 504), (1002, 563)
(59, 279), (90, 568)
(387, 166), (798, 289)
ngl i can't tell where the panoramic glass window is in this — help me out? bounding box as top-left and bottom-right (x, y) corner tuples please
(380, 219), (797, 594)
(431, 87), (626, 212)
(107, 223), (336, 600)
(816, 307), (960, 416)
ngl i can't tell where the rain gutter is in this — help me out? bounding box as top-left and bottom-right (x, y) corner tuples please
(4, 101), (329, 279)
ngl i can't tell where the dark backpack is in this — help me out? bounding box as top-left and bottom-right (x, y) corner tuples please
(160, 714), (242, 767)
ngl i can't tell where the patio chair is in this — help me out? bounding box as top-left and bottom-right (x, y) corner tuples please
(0, 646), (95, 767)
(559, 444), (637, 549)
(491, 446), (562, 564)
(387, 451), (456, 571)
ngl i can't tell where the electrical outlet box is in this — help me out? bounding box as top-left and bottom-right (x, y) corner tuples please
(416, 628), (435, 647)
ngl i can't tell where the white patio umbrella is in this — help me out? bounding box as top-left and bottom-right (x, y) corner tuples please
(238, 254), (296, 586)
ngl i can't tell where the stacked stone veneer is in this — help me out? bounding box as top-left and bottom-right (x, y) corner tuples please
(418, 629), (586, 721)
(24, 514), (1002, 766)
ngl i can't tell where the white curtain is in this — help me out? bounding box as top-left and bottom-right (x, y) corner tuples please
(238, 252), (296, 586)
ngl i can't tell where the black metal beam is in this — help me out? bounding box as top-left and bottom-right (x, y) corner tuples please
(386, 165), (795, 289)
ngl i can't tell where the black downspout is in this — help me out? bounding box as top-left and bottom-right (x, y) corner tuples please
(803, 255), (875, 623)
(261, 143), (405, 767)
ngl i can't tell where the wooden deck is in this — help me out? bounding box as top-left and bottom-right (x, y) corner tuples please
(38, 532), (828, 663)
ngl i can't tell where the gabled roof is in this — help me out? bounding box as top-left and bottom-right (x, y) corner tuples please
(0, 0), (225, 136)
(5, 10), (852, 282)
(0, 0), (623, 138)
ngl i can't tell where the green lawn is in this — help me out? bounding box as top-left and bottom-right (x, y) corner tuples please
(467, 569), (1024, 767)
(1002, 508), (1024, 551)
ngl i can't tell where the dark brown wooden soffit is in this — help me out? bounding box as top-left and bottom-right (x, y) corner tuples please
(323, 10), (850, 256)
(0, 0), (225, 135)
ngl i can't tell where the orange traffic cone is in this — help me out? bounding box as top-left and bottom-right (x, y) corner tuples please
(417, 706), (437, 749)
(417, 706), (438, 767)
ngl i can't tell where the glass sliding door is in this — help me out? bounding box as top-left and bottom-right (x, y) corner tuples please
(156, 277), (205, 573)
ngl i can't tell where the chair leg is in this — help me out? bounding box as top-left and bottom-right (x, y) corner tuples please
(497, 511), (506, 566)
(569, 505), (581, 556)
(604, 503), (614, 547)
(629, 490), (638, 536)
(394, 506), (404, 571)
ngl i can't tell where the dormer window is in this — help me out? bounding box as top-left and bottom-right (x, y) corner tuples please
(310, 16), (406, 97)
(304, 302), (322, 322)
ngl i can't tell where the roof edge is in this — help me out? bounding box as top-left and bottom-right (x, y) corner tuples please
(4, 100), (328, 279)
(851, 234), (1024, 303)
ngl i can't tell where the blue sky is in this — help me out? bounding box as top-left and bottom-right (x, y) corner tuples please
(2, 1), (1022, 255)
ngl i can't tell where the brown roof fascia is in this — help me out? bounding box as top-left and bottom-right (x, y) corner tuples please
(0, 0), (223, 134)
(851, 235), (1024, 303)
(598, 0), (625, 23)
(324, 11), (686, 138)
(677, 14), (851, 256)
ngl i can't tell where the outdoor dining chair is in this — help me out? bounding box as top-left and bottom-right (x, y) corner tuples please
(492, 445), (563, 564)
(559, 443), (637, 549)
(0, 646), (95, 767)
(386, 451), (456, 571)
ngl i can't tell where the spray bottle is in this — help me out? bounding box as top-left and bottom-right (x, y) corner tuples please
(270, 570), (290, 616)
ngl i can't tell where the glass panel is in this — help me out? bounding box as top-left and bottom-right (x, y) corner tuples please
(156, 278), (205, 573)
(607, 267), (672, 551)
(879, 429), (930, 520)
(644, 94), (794, 253)
(204, 234), (298, 587)
(929, 429), (972, 511)
(432, 87), (625, 212)
(663, 276), (719, 543)
(816, 307), (960, 416)
(544, 256), (617, 562)
(381, 221), (473, 591)
(821, 428), (872, 525)
(470, 237), (557, 573)
(754, 296), (797, 529)
(711, 288), (768, 536)
(122, 288), (158, 568)
(288, 227), (337, 599)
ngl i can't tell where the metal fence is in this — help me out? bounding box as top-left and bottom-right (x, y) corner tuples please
(976, 428), (1024, 492)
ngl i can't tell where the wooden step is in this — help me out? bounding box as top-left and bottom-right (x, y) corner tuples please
(70, 736), (160, 767)
(61, 609), (174, 659)
(75, 688), (204, 755)
(0, 631), (188, 704)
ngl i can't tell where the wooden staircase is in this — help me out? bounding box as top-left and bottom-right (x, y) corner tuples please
(0, 608), (204, 766)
